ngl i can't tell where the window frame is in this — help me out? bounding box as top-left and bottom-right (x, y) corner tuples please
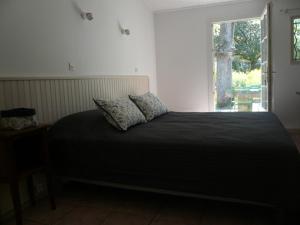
(291, 15), (300, 64)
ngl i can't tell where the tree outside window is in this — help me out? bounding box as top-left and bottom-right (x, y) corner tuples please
(292, 16), (300, 63)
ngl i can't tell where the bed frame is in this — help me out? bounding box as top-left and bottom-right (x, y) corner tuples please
(60, 176), (275, 208)
(2, 75), (295, 223)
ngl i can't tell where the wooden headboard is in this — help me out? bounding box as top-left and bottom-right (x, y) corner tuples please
(0, 75), (149, 124)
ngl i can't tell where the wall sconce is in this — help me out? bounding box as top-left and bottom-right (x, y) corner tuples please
(121, 28), (130, 35)
(81, 12), (94, 21)
(118, 22), (130, 35)
(72, 2), (93, 21)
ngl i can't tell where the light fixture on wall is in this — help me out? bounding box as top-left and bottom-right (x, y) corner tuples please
(118, 22), (130, 35)
(121, 28), (130, 35)
(81, 12), (94, 21)
(72, 1), (94, 21)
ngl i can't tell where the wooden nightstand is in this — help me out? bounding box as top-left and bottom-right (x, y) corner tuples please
(0, 125), (56, 225)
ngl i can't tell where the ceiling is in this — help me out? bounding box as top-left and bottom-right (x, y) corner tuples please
(144, 0), (256, 12)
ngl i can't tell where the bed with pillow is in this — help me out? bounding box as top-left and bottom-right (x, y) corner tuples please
(48, 93), (300, 213)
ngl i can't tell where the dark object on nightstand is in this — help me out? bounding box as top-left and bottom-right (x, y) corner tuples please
(0, 108), (36, 118)
(0, 125), (56, 225)
(0, 108), (38, 130)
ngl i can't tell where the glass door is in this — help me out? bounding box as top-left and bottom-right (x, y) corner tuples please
(260, 3), (272, 111)
(212, 19), (264, 112)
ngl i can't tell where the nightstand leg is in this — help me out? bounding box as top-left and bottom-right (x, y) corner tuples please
(27, 175), (36, 206)
(45, 170), (56, 210)
(9, 180), (23, 225)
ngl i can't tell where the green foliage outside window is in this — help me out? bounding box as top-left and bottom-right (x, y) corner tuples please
(233, 20), (261, 73)
(213, 20), (261, 73)
(292, 17), (300, 62)
(213, 19), (262, 111)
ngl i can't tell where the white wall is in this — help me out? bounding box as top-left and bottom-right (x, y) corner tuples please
(0, 0), (156, 218)
(155, 0), (267, 112)
(0, 0), (157, 92)
(272, 0), (300, 129)
(155, 0), (300, 128)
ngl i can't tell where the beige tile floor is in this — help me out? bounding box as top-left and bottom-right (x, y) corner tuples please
(4, 180), (279, 225)
(5, 133), (300, 225)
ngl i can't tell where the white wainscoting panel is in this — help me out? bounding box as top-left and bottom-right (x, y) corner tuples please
(0, 76), (149, 124)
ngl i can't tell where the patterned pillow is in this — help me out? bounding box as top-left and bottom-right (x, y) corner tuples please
(93, 97), (147, 131)
(129, 92), (168, 121)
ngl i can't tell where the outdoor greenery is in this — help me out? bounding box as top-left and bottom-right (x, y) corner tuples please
(213, 19), (261, 73)
(232, 69), (261, 89)
(293, 17), (300, 61)
(213, 19), (262, 111)
(233, 20), (261, 72)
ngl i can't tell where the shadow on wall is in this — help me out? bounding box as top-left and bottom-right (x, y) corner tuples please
(71, 1), (82, 16)
(71, 1), (94, 21)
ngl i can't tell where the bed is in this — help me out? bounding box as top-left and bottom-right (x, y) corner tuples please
(48, 109), (300, 212)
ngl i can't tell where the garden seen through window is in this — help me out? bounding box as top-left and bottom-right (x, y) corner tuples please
(212, 19), (267, 112)
(292, 16), (300, 63)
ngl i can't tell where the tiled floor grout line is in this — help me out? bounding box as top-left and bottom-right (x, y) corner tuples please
(24, 218), (48, 225)
(99, 209), (115, 225)
(52, 205), (79, 225)
(25, 201), (79, 225)
(147, 211), (161, 225)
(147, 203), (165, 225)
(6, 191), (280, 225)
(25, 218), (48, 225)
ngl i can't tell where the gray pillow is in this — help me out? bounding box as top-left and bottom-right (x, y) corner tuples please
(129, 92), (168, 121)
(93, 97), (147, 131)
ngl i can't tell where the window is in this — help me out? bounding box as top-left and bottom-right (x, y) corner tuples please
(292, 16), (300, 63)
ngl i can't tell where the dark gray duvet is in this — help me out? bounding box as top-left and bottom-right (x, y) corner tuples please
(48, 110), (300, 209)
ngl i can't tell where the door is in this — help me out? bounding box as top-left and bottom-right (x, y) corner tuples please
(260, 3), (272, 111)
(212, 19), (264, 112)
